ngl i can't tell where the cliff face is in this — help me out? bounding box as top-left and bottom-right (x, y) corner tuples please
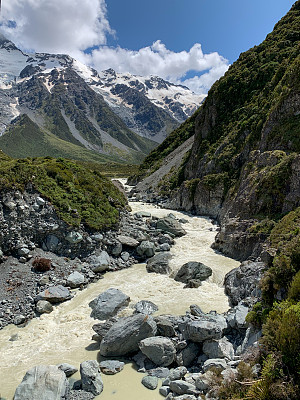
(133, 2), (300, 262)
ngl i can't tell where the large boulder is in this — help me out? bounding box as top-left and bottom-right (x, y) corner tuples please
(36, 300), (53, 314)
(100, 313), (157, 357)
(66, 271), (85, 288)
(224, 260), (266, 306)
(156, 217), (187, 237)
(80, 360), (103, 396)
(146, 253), (171, 274)
(202, 337), (234, 360)
(174, 262), (212, 284)
(35, 285), (71, 304)
(117, 235), (139, 247)
(14, 365), (69, 400)
(136, 241), (156, 258)
(176, 342), (200, 367)
(134, 300), (158, 315)
(169, 380), (197, 395)
(89, 288), (130, 320)
(139, 337), (176, 367)
(202, 358), (227, 372)
(88, 251), (110, 273)
(180, 314), (227, 342)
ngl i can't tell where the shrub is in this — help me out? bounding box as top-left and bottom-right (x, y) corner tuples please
(32, 257), (52, 272)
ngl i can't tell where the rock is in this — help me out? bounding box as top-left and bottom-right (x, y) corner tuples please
(67, 271), (85, 288)
(136, 241), (156, 258)
(121, 251), (130, 261)
(134, 300), (158, 315)
(156, 217), (186, 237)
(89, 288), (130, 320)
(57, 363), (78, 377)
(148, 367), (170, 378)
(236, 326), (262, 355)
(117, 235), (139, 247)
(99, 360), (124, 375)
(169, 380), (197, 395)
(88, 251), (110, 273)
(100, 313), (157, 357)
(67, 389), (94, 400)
(168, 366), (187, 381)
(160, 243), (170, 251)
(36, 196), (46, 206)
(155, 317), (175, 337)
(44, 235), (59, 252)
(65, 231), (83, 244)
(202, 358), (227, 372)
(111, 241), (122, 256)
(146, 253), (171, 274)
(160, 386), (171, 397)
(134, 211), (152, 218)
(14, 365), (69, 400)
(224, 261), (266, 306)
(39, 275), (50, 286)
(176, 342), (200, 367)
(184, 279), (202, 288)
(18, 247), (30, 257)
(203, 337), (234, 360)
(221, 367), (238, 383)
(80, 360), (103, 396)
(190, 305), (204, 317)
(174, 262), (212, 284)
(194, 371), (213, 392)
(234, 303), (249, 329)
(139, 337), (176, 367)
(36, 285), (71, 303)
(14, 314), (26, 325)
(92, 318), (117, 342)
(141, 375), (158, 390)
(36, 300), (53, 314)
(181, 314), (227, 342)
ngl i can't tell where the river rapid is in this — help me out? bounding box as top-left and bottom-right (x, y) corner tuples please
(0, 200), (239, 400)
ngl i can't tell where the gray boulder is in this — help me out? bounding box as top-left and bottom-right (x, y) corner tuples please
(181, 314), (227, 342)
(156, 217), (187, 237)
(203, 337), (234, 360)
(92, 318), (117, 342)
(136, 241), (156, 258)
(176, 342), (200, 367)
(202, 358), (227, 372)
(57, 363), (78, 377)
(80, 360), (103, 396)
(160, 386), (171, 397)
(100, 313), (157, 357)
(66, 271), (85, 288)
(155, 316), (175, 337)
(88, 251), (110, 273)
(168, 366), (187, 381)
(139, 337), (176, 367)
(134, 300), (158, 315)
(65, 231), (83, 244)
(111, 241), (122, 256)
(169, 380), (197, 395)
(146, 253), (171, 274)
(117, 235), (139, 247)
(44, 235), (59, 252)
(36, 300), (53, 314)
(99, 360), (124, 375)
(141, 375), (158, 390)
(174, 262), (212, 284)
(14, 365), (69, 400)
(36, 285), (71, 303)
(89, 288), (130, 320)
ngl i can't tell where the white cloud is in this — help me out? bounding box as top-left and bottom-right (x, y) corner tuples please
(87, 41), (229, 93)
(0, 0), (229, 94)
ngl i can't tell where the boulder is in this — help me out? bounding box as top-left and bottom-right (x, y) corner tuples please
(176, 342), (200, 367)
(99, 360), (124, 375)
(80, 360), (103, 396)
(14, 365), (69, 400)
(66, 271), (85, 288)
(36, 285), (71, 304)
(141, 375), (158, 390)
(134, 211), (152, 218)
(134, 300), (158, 315)
(168, 366), (187, 381)
(111, 241), (122, 256)
(234, 303), (249, 329)
(36, 300), (53, 314)
(89, 288), (130, 320)
(65, 231), (83, 244)
(146, 253), (171, 274)
(181, 314), (227, 342)
(174, 262), (212, 284)
(169, 380), (197, 395)
(100, 313), (157, 357)
(224, 260), (266, 306)
(155, 317), (175, 337)
(194, 371), (214, 392)
(136, 241), (156, 258)
(139, 337), (176, 367)
(44, 235), (59, 252)
(92, 318), (117, 342)
(117, 235), (139, 247)
(156, 217), (187, 237)
(202, 358), (227, 372)
(203, 337), (234, 360)
(159, 386), (171, 397)
(57, 363), (78, 377)
(88, 251), (110, 273)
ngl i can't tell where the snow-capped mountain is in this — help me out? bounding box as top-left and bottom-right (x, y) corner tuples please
(0, 34), (203, 163)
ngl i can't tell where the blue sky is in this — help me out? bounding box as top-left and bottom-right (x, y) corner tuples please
(0, 0), (295, 94)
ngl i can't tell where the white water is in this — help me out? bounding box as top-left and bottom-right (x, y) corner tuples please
(0, 201), (239, 400)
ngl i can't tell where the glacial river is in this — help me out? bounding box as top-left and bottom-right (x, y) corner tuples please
(0, 200), (239, 400)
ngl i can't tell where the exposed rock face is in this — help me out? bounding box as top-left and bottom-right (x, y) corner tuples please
(89, 288), (130, 320)
(14, 365), (69, 400)
(139, 337), (176, 367)
(100, 313), (157, 356)
(174, 262), (212, 284)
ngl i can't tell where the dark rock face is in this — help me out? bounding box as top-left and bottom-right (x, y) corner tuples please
(224, 261), (266, 306)
(174, 262), (212, 284)
(100, 313), (157, 357)
(89, 288), (130, 320)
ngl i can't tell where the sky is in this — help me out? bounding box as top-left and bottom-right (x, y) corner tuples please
(0, 0), (295, 94)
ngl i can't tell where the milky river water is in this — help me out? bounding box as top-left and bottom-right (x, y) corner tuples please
(0, 201), (239, 400)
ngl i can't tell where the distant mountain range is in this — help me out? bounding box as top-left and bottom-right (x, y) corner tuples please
(0, 33), (203, 163)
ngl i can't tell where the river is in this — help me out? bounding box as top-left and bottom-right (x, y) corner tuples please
(0, 200), (239, 400)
